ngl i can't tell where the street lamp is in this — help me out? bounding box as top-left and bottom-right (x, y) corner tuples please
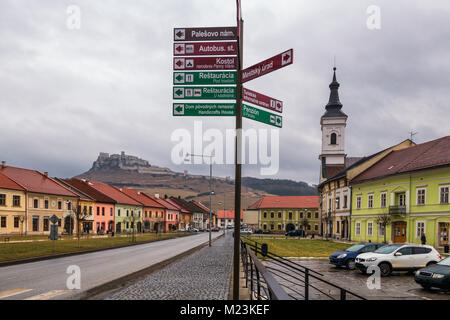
(66, 200), (73, 236)
(185, 152), (213, 247)
(218, 193), (226, 234)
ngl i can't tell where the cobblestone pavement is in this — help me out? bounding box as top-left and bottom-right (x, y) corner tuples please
(265, 260), (450, 300)
(104, 232), (233, 300)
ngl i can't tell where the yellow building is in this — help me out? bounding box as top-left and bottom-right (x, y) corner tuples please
(0, 164), (79, 235)
(0, 172), (26, 234)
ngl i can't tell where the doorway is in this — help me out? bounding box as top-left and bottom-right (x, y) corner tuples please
(439, 222), (449, 246)
(286, 223), (295, 232)
(393, 221), (407, 243)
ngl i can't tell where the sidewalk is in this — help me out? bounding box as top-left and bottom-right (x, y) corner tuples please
(104, 231), (234, 300)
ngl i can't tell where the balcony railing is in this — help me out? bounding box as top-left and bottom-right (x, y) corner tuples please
(389, 205), (407, 215)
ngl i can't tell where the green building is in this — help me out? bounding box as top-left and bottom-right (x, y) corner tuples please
(351, 136), (450, 250)
(249, 196), (319, 234)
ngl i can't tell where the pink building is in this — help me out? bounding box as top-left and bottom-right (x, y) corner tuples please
(151, 195), (180, 232)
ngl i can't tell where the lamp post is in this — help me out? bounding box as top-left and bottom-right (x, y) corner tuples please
(185, 152), (213, 247)
(66, 200), (73, 236)
(218, 193), (226, 234)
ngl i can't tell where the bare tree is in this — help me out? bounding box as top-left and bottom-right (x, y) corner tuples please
(75, 205), (92, 248)
(376, 213), (392, 244)
(301, 218), (309, 237)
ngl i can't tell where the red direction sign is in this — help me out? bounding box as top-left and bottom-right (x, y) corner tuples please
(242, 49), (293, 83)
(174, 27), (238, 41)
(174, 57), (237, 70)
(243, 88), (283, 113)
(174, 41), (237, 56)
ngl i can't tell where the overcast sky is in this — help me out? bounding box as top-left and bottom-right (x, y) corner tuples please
(1, 0), (449, 185)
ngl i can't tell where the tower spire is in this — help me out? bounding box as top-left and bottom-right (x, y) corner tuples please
(322, 67), (347, 118)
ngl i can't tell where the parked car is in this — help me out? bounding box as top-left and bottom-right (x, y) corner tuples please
(227, 225), (234, 229)
(285, 229), (305, 237)
(240, 228), (253, 235)
(254, 229), (263, 234)
(190, 228), (199, 232)
(355, 244), (442, 277)
(329, 243), (385, 269)
(212, 227), (220, 232)
(414, 256), (450, 290)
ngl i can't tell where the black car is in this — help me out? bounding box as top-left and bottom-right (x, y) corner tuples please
(285, 229), (305, 237)
(414, 256), (450, 290)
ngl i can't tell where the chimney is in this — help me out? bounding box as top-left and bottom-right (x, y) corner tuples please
(164, 194), (168, 199)
(1, 161), (5, 168)
(44, 172), (48, 177)
(155, 194), (159, 198)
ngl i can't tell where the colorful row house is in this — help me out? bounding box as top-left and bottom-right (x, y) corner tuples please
(0, 171), (26, 234)
(0, 164), (79, 235)
(250, 196), (320, 234)
(351, 136), (450, 250)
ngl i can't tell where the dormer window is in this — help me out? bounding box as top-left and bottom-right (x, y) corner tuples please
(330, 133), (337, 145)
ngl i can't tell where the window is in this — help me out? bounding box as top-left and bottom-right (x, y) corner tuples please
(89, 207), (92, 215)
(343, 195), (348, 209)
(397, 247), (413, 255)
(118, 209), (121, 217)
(126, 210), (129, 217)
(368, 194), (374, 208)
(336, 221), (340, 233)
(315, 224), (318, 231)
(97, 207), (100, 216)
(43, 217), (49, 231)
(288, 212), (292, 220)
(270, 212), (274, 219)
(336, 197), (340, 209)
(1, 216), (6, 228)
(416, 221), (425, 238)
(398, 193), (406, 206)
(356, 196), (361, 209)
(413, 247), (431, 254)
(149, 211), (152, 218)
(277, 224), (281, 230)
(58, 201), (62, 210)
(356, 222), (361, 236)
(417, 189), (426, 205)
(67, 201), (72, 211)
(330, 132), (337, 145)
(45, 199), (49, 209)
(440, 186), (449, 204)
(380, 192), (387, 208)
(263, 212), (267, 218)
(263, 224), (267, 230)
(14, 216), (19, 228)
(307, 224), (311, 230)
(379, 223), (385, 237)
(278, 212), (282, 218)
(0, 194), (5, 206)
(367, 222), (373, 236)
(270, 224), (274, 230)
(307, 212), (311, 219)
(300, 212), (304, 219)
(102, 207), (105, 216)
(110, 208), (112, 216)
(34, 199), (39, 208)
(13, 195), (20, 207)
(315, 212), (319, 219)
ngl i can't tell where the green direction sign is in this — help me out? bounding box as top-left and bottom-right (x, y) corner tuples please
(173, 71), (237, 85)
(173, 86), (236, 100)
(242, 103), (282, 128)
(173, 103), (235, 116)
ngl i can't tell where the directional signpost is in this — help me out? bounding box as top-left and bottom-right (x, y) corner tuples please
(171, 9), (293, 300)
(50, 214), (59, 253)
(243, 87), (283, 113)
(174, 57), (237, 70)
(173, 86), (236, 99)
(173, 103), (236, 116)
(242, 49), (293, 83)
(173, 71), (237, 85)
(174, 41), (237, 56)
(242, 103), (282, 128)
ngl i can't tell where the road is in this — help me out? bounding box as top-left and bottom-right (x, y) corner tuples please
(0, 232), (222, 300)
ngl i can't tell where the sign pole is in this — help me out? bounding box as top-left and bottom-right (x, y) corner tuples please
(233, 0), (243, 300)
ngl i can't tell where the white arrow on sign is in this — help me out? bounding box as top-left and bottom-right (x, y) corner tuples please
(174, 104), (185, 115)
(174, 28), (185, 40)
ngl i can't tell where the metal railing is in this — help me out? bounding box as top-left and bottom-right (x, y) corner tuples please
(241, 237), (366, 301)
(389, 205), (407, 214)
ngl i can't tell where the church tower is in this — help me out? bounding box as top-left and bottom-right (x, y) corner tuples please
(319, 68), (348, 182)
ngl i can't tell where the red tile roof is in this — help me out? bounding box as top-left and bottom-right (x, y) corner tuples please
(247, 198), (263, 210)
(83, 181), (141, 205)
(164, 198), (191, 213)
(64, 179), (116, 204)
(53, 178), (94, 202)
(150, 196), (179, 211)
(217, 210), (243, 219)
(0, 166), (78, 197)
(115, 187), (164, 208)
(0, 172), (26, 191)
(353, 136), (450, 183)
(190, 200), (212, 214)
(250, 196), (319, 209)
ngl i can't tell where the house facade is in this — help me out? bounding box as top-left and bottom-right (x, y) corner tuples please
(167, 197), (193, 230)
(152, 195), (179, 232)
(351, 136), (450, 250)
(250, 196), (320, 234)
(0, 165), (80, 235)
(0, 171), (26, 234)
(217, 210), (243, 229)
